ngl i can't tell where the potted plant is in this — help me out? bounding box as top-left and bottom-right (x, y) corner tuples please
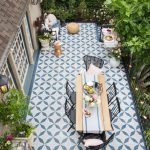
(0, 89), (34, 148)
(34, 15), (52, 50)
(109, 48), (121, 67)
(37, 28), (52, 50)
(0, 133), (13, 150)
(12, 122), (34, 149)
(0, 89), (29, 126)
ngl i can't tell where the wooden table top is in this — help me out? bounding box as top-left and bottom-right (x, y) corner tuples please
(76, 73), (112, 132)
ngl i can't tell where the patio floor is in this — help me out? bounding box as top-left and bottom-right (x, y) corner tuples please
(27, 23), (146, 150)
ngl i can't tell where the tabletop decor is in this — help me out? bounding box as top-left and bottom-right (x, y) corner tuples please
(83, 108), (91, 117)
(83, 81), (102, 108)
(83, 81), (94, 95)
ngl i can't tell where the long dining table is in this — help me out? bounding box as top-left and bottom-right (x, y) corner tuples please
(76, 73), (113, 133)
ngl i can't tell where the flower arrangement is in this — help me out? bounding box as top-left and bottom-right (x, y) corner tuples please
(0, 134), (13, 150)
(37, 29), (52, 41)
(84, 94), (100, 107)
(110, 48), (122, 60)
(34, 15), (52, 41)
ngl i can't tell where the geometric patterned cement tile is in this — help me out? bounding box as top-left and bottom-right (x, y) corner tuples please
(26, 23), (146, 150)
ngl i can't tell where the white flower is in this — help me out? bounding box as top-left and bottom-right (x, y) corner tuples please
(84, 95), (90, 101)
(5, 141), (11, 146)
(19, 131), (25, 135)
(90, 102), (95, 107)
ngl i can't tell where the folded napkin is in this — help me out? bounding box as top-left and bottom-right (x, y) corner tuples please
(87, 64), (103, 75)
(84, 139), (103, 147)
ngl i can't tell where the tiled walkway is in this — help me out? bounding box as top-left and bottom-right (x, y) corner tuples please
(27, 23), (146, 150)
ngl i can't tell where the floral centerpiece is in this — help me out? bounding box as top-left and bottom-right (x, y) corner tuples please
(83, 81), (101, 107)
(84, 94), (100, 107)
(0, 134), (13, 150)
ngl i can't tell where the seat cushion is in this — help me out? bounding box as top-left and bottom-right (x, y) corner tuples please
(67, 23), (79, 34)
(87, 64), (103, 75)
(84, 139), (103, 147)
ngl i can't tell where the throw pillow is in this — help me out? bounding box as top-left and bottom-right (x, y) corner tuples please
(45, 14), (57, 28)
(87, 63), (103, 75)
(84, 139), (103, 147)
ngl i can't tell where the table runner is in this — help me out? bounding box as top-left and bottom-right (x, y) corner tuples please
(82, 73), (104, 133)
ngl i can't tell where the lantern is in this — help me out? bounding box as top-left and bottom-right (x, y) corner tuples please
(0, 74), (9, 93)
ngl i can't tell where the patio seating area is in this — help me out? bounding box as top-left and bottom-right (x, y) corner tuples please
(27, 23), (146, 150)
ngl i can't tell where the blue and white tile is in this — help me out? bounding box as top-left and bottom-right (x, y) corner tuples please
(27, 23), (146, 150)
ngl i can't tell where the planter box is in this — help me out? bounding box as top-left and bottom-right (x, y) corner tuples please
(12, 133), (33, 150)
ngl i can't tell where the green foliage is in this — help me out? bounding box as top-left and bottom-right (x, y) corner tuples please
(105, 1), (150, 147)
(68, 0), (76, 9)
(41, 0), (111, 24)
(132, 87), (150, 148)
(0, 88), (29, 125)
(0, 89), (33, 138)
(77, 0), (88, 19)
(129, 51), (150, 149)
(41, 0), (56, 12)
(0, 134), (13, 150)
(53, 7), (72, 21)
(145, 129), (150, 147)
(38, 32), (51, 41)
(13, 122), (34, 138)
(110, 48), (122, 60)
(105, 0), (150, 64)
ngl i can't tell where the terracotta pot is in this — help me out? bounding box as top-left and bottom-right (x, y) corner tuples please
(54, 41), (61, 50)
